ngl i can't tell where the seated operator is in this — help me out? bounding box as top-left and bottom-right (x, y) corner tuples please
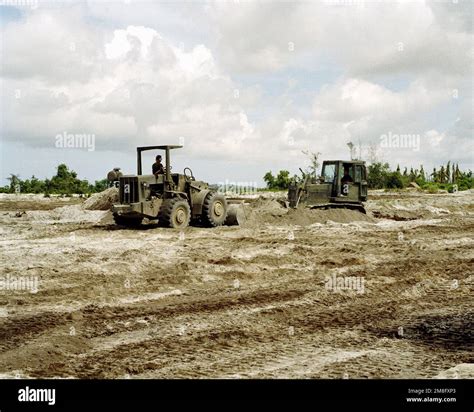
(152, 155), (165, 177)
(341, 166), (353, 184)
(341, 166), (353, 195)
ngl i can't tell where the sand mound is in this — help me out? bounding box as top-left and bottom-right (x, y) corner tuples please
(250, 197), (287, 215)
(22, 188), (116, 223)
(82, 188), (119, 210)
(55, 205), (108, 222)
(435, 364), (474, 379)
(244, 196), (373, 226)
(25, 205), (108, 223)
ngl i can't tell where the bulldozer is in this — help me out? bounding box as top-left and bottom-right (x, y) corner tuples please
(111, 145), (228, 228)
(288, 160), (368, 213)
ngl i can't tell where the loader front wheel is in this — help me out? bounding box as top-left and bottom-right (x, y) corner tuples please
(202, 192), (228, 227)
(158, 198), (191, 229)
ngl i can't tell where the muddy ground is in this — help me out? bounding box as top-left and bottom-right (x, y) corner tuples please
(0, 190), (472, 379)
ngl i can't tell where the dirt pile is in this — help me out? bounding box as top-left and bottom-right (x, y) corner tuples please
(82, 188), (119, 210)
(243, 197), (287, 226)
(244, 196), (373, 226)
(23, 206), (108, 223)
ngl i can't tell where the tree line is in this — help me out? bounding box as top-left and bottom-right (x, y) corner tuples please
(367, 161), (472, 191)
(1, 160), (472, 195)
(0, 164), (108, 195)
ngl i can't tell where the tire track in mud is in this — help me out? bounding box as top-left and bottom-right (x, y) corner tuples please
(19, 261), (471, 378)
(4, 250), (473, 378)
(0, 312), (68, 352)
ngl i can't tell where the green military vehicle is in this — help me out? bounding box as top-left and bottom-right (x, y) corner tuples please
(112, 145), (228, 228)
(288, 160), (368, 213)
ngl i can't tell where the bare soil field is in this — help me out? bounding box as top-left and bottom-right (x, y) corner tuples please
(0, 190), (472, 379)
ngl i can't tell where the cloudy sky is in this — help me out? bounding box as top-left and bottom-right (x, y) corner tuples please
(0, 0), (472, 186)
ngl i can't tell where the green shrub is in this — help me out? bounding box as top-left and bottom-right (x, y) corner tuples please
(386, 172), (404, 189)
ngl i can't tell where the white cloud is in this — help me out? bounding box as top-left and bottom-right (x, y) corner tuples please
(105, 26), (160, 60)
(312, 78), (450, 134)
(0, 9), (102, 83)
(209, 0), (472, 80)
(426, 129), (445, 147)
(0, 1), (472, 185)
(1, 14), (259, 158)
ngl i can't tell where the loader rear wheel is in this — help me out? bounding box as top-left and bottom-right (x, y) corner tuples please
(202, 192), (228, 227)
(158, 198), (191, 229)
(113, 214), (143, 227)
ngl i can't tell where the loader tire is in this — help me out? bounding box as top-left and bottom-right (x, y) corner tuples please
(158, 198), (191, 229)
(202, 192), (227, 227)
